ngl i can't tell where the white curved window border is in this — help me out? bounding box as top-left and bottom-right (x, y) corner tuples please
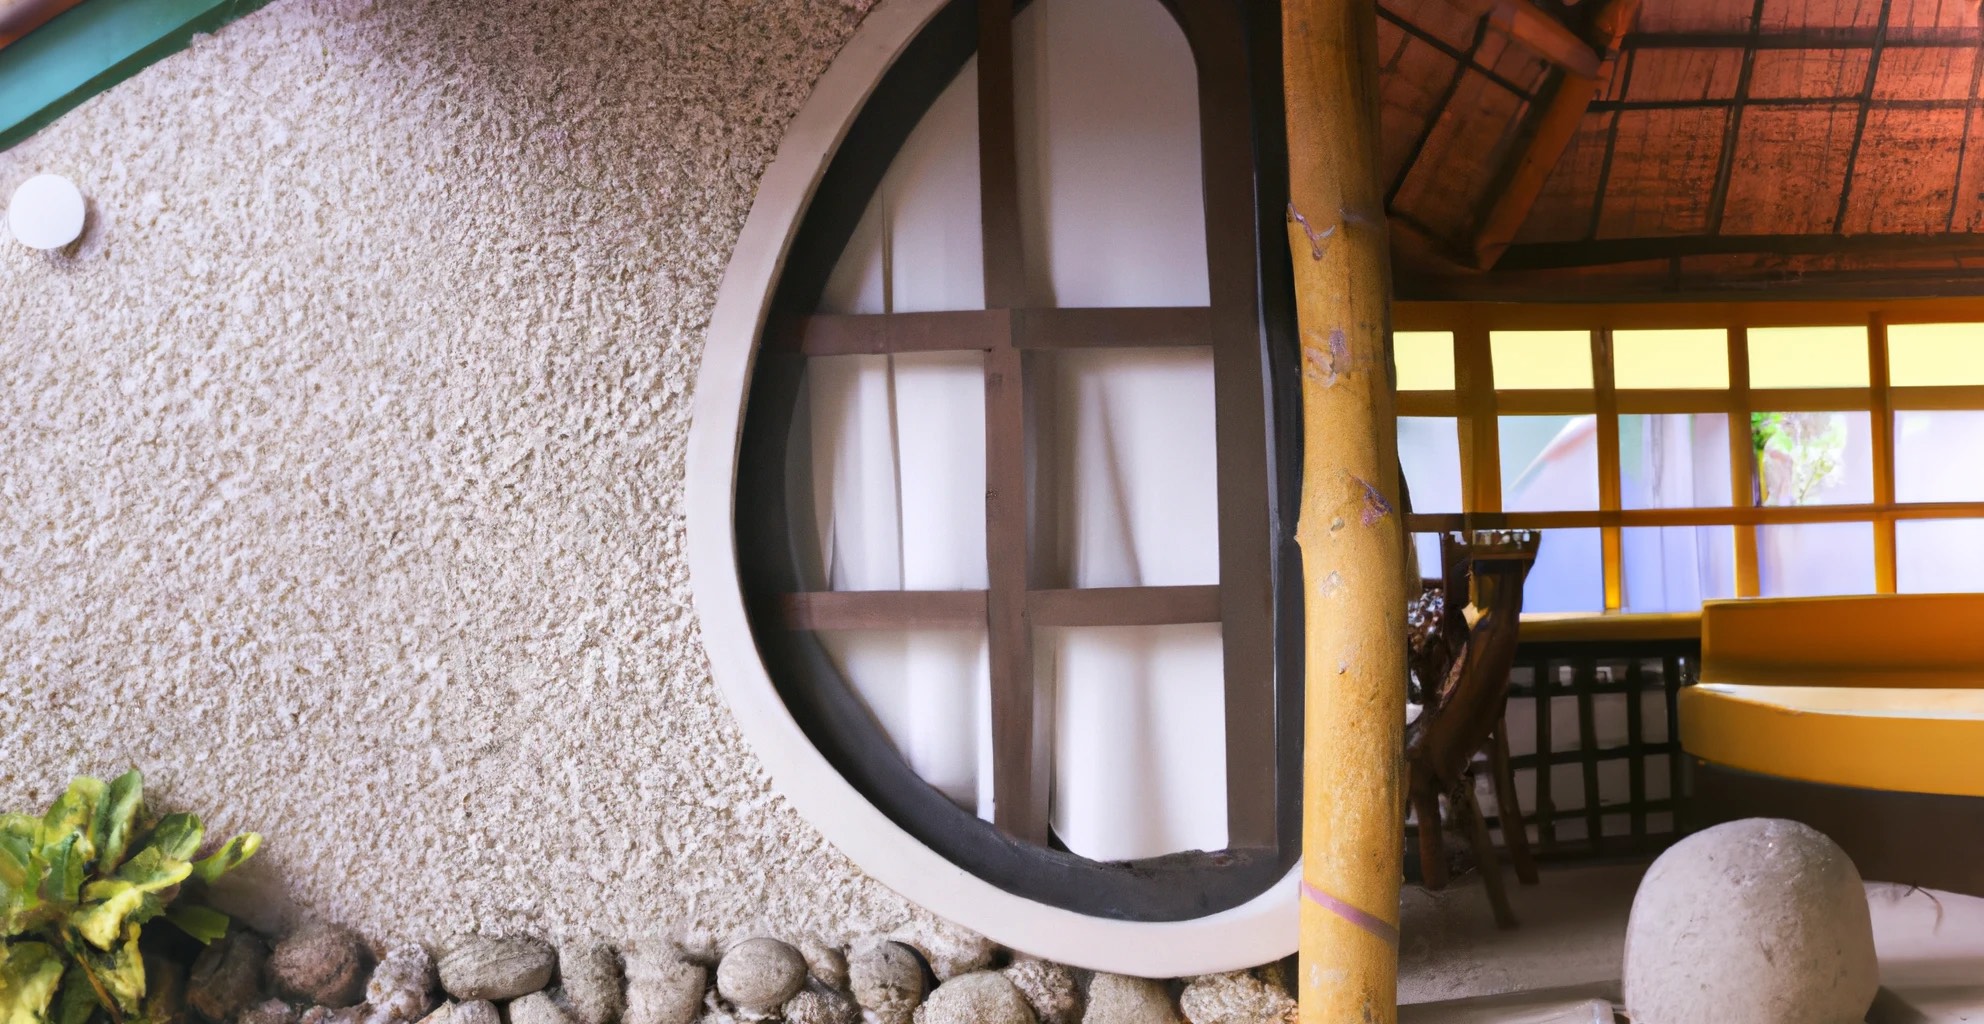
(685, 0), (1298, 977)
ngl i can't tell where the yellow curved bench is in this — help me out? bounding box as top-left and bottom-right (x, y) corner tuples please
(1682, 594), (1984, 799)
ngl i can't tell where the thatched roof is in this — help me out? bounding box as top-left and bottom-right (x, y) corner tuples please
(1380, 0), (1984, 299)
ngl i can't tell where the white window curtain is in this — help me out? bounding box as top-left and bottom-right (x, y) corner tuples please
(796, 0), (1228, 860)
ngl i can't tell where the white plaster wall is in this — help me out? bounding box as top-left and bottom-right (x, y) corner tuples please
(0, 0), (954, 951)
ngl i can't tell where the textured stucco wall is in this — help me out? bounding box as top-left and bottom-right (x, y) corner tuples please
(0, 0), (951, 952)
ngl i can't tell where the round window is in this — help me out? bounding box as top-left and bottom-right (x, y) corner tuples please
(689, 0), (1304, 975)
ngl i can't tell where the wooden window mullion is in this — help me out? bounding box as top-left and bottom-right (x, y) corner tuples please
(1728, 326), (1761, 596)
(974, 0), (1050, 845)
(1191, 9), (1277, 851)
(1870, 313), (1898, 594)
(1593, 329), (1624, 611)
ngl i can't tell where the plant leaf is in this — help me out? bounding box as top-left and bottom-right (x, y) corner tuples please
(52, 968), (96, 1024)
(187, 834), (260, 886)
(129, 816), (200, 864)
(106, 850), (190, 896)
(0, 942), (66, 1024)
(37, 781), (106, 866)
(73, 926), (145, 1018)
(71, 881), (169, 953)
(0, 816), (40, 895)
(36, 836), (84, 907)
(161, 904), (230, 945)
(89, 774), (143, 877)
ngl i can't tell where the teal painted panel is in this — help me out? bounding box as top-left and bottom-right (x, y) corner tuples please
(0, 0), (272, 151)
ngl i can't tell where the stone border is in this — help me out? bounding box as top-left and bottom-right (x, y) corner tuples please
(682, 0), (1299, 974)
(182, 921), (1299, 1024)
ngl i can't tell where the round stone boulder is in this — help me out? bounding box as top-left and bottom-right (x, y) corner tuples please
(848, 941), (930, 1024)
(1623, 818), (1877, 1024)
(271, 921), (370, 1007)
(437, 936), (556, 1001)
(915, 972), (1036, 1024)
(716, 938), (808, 1016)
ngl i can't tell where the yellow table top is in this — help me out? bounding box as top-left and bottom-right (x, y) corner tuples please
(1682, 683), (1984, 798)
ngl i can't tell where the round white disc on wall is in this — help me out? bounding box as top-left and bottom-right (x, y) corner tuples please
(8, 174), (86, 250)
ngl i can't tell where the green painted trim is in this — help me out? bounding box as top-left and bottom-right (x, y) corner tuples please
(0, 0), (273, 152)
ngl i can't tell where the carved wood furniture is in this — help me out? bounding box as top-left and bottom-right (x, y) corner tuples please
(1406, 530), (1542, 928)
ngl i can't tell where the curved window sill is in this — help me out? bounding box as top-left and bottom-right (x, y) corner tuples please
(1518, 611), (1703, 643)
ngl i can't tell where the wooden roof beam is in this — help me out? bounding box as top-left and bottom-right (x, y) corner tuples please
(1438, 0), (1602, 78)
(1467, 0), (1641, 270)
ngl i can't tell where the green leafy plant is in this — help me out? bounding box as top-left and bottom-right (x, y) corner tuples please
(1, 771), (261, 1024)
(1752, 411), (1848, 506)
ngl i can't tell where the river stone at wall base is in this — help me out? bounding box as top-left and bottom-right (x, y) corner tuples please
(1002, 959), (1081, 1024)
(188, 930), (269, 1021)
(558, 943), (626, 1024)
(1083, 974), (1182, 1024)
(1623, 817), (1878, 1024)
(916, 971), (1037, 1024)
(715, 938), (809, 1016)
(848, 941), (930, 1024)
(1178, 971), (1297, 1024)
(623, 946), (707, 1024)
(271, 922), (371, 1007)
(507, 991), (574, 1024)
(438, 937), (558, 1001)
(367, 944), (440, 1024)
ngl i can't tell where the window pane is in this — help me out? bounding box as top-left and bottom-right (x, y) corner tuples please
(1015, 0), (1207, 307)
(1491, 330), (1593, 389)
(1045, 623), (1226, 860)
(1523, 528), (1604, 613)
(1747, 326), (1869, 388)
(1411, 532), (1441, 579)
(1897, 520), (1984, 593)
(1621, 527), (1736, 613)
(1895, 410), (1984, 503)
(801, 353), (989, 591)
(820, 630), (992, 817)
(1502, 415), (1599, 512)
(1393, 331), (1456, 390)
(1047, 348), (1218, 587)
(1613, 329), (1729, 389)
(1888, 323), (1984, 387)
(1751, 411), (1873, 506)
(1398, 417), (1461, 513)
(1758, 522), (1876, 597)
(1620, 413), (1732, 509)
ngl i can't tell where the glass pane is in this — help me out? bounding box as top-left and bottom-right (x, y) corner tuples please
(1895, 410), (1984, 503)
(820, 62), (984, 314)
(1411, 532), (1441, 579)
(1491, 330), (1593, 389)
(1047, 348), (1218, 588)
(1888, 323), (1984, 387)
(1620, 413), (1732, 509)
(820, 630), (992, 818)
(1045, 624), (1226, 860)
(1394, 331), (1456, 390)
(1751, 411), (1874, 506)
(1523, 528), (1604, 613)
(1758, 522), (1876, 597)
(1015, 0), (1207, 308)
(800, 353), (989, 591)
(1747, 326), (1869, 388)
(1898, 520), (1984, 593)
(1613, 329), (1729, 389)
(1398, 417), (1462, 514)
(1502, 415), (1599, 512)
(1621, 527), (1736, 613)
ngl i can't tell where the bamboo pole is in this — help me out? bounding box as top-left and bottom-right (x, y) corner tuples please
(1284, 1), (1408, 1021)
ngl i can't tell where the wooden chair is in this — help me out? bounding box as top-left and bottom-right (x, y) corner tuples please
(1405, 530), (1541, 928)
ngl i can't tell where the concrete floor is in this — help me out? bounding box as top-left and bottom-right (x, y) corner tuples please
(1396, 864), (1984, 1023)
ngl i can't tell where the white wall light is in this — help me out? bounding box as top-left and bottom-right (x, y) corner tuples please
(8, 173), (86, 250)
